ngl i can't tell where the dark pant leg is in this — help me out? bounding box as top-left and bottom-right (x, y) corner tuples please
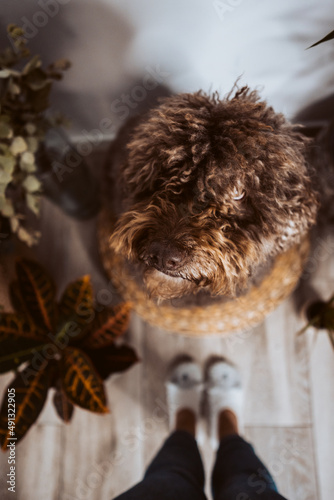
(114, 430), (207, 500)
(211, 435), (288, 500)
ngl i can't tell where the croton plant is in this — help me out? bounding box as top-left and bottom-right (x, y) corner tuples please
(0, 259), (138, 449)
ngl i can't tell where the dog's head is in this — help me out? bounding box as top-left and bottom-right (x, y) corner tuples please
(109, 87), (318, 300)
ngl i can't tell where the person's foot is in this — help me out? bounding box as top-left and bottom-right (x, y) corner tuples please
(205, 357), (244, 449)
(165, 357), (204, 437)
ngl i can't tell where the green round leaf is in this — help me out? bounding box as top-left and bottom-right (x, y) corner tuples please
(10, 216), (19, 233)
(22, 174), (41, 193)
(0, 122), (13, 140)
(0, 154), (16, 173)
(8, 80), (20, 95)
(0, 69), (11, 78)
(0, 169), (12, 185)
(26, 137), (40, 154)
(22, 55), (42, 75)
(1, 199), (14, 217)
(20, 151), (36, 172)
(10, 136), (28, 155)
(25, 123), (37, 135)
(26, 193), (40, 215)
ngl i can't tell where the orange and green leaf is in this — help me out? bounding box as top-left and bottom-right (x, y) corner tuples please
(0, 313), (45, 342)
(10, 281), (36, 326)
(0, 313), (45, 373)
(61, 347), (108, 414)
(53, 387), (74, 423)
(0, 363), (50, 449)
(83, 302), (132, 349)
(86, 344), (139, 380)
(16, 259), (57, 331)
(58, 276), (93, 331)
(0, 260), (139, 448)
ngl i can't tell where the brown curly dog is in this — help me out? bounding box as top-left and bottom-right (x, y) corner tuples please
(104, 86), (320, 301)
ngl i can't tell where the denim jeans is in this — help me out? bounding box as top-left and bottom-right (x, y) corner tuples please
(113, 431), (288, 500)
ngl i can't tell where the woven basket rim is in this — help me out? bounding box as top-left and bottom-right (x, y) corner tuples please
(97, 209), (310, 336)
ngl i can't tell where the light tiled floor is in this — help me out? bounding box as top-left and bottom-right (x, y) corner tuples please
(0, 151), (333, 500)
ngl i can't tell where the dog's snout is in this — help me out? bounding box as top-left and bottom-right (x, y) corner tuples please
(146, 240), (186, 272)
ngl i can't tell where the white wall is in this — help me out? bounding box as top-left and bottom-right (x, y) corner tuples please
(2, 0), (334, 138)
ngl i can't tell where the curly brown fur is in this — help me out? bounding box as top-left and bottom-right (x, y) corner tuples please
(105, 86), (319, 301)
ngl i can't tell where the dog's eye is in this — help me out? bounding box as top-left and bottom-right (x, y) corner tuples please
(232, 188), (245, 201)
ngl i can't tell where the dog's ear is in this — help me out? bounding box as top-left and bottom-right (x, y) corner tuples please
(214, 88), (319, 242)
(267, 124), (319, 251)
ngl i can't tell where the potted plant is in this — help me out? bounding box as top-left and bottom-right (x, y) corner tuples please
(0, 24), (71, 246)
(0, 24), (100, 249)
(0, 259), (138, 447)
(299, 29), (334, 347)
(298, 293), (334, 349)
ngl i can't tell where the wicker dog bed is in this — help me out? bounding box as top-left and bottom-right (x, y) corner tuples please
(98, 209), (310, 336)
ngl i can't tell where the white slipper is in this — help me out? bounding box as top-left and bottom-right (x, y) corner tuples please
(165, 358), (204, 440)
(205, 358), (244, 449)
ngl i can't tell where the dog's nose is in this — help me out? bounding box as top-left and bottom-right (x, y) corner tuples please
(146, 241), (186, 271)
